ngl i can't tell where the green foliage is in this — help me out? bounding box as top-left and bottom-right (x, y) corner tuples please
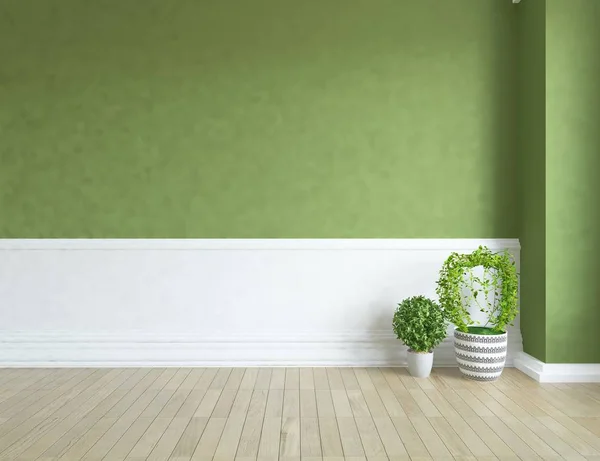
(436, 246), (519, 334)
(392, 296), (447, 353)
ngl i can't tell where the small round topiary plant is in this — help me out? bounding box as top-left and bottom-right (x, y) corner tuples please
(436, 246), (519, 334)
(392, 296), (447, 353)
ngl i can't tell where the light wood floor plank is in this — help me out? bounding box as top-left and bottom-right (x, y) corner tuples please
(255, 369), (273, 390)
(269, 369), (285, 390)
(212, 389), (238, 418)
(237, 415), (264, 459)
(146, 416), (191, 461)
(538, 415), (600, 457)
(265, 390), (284, 418)
(330, 391), (352, 418)
(60, 416), (118, 459)
(574, 418), (600, 438)
(101, 369), (183, 461)
(46, 371), (163, 460)
(368, 370), (405, 418)
(0, 369), (112, 455)
(318, 417), (342, 458)
(280, 416), (300, 459)
(429, 379), (518, 460)
(195, 369), (218, 390)
(285, 369), (300, 390)
(408, 415), (452, 459)
(231, 389), (253, 417)
(336, 417), (364, 457)
(469, 386), (562, 458)
(300, 417), (321, 457)
(347, 390), (370, 418)
(166, 369), (192, 390)
(353, 417), (386, 458)
(101, 416), (155, 460)
(353, 369), (375, 391)
(299, 368), (314, 390)
(427, 416), (476, 459)
(240, 369), (258, 390)
(170, 417), (208, 460)
(214, 415), (246, 460)
(315, 391), (335, 418)
(380, 368), (423, 417)
(408, 388), (441, 418)
(361, 389), (388, 417)
(0, 367), (597, 461)
(257, 417), (281, 461)
(247, 389), (268, 419)
(17, 368), (148, 460)
(0, 369), (54, 408)
(283, 390), (300, 418)
(372, 415), (409, 458)
(180, 368), (205, 390)
(394, 368), (420, 391)
(225, 368), (246, 390)
(325, 369), (344, 391)
(481, 415), (543, 460)
(390, 415), (432, 461)
(0, 369), (94, 425)
(175, 389), (209, 419)
(195, 389), (222, 418)
(210, 369), (233, 390)
(191, 416), (227, 460)
(339, 368), (360, 391)
(313, 369), (329, 391)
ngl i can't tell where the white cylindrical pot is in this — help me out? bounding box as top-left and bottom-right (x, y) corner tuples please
(454, 329), (507, 381)
(407, 350), (433, 378)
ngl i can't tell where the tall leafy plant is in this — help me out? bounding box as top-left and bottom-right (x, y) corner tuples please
(392, 296), (447, 353)
(436, 246), (519, 334)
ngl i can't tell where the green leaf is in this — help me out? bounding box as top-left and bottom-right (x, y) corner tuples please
(392, 296), (447, 353)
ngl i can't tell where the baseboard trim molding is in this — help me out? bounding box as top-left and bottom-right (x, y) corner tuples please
(0, 330), (522, 367)
(0, 238), (521, 251)
(514, 352), (600, 383)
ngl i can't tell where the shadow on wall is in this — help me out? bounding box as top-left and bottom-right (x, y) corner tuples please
(545, 0), (600, 363)
(582, 14), (600, 362)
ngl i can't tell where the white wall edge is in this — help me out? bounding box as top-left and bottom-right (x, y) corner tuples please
(0, 330), (523, 368)
(0, 238), (521, 367)
(514, 352), (600, 383)
(0, 238), (521, 251)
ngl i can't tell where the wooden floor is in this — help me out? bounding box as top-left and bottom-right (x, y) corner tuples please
(0, 368), (599, 461)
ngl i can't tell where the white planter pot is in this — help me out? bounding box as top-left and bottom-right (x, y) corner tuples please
(454, 328), (507, 381)
(407, 350), (433, 378)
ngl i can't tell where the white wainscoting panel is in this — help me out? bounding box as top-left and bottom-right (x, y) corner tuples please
(0, 238), (521, 367)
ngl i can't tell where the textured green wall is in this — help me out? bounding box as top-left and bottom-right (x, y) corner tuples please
(517, 0), (546, 362)
(0, 0), (517, 238)
(545, 0), (600, 363)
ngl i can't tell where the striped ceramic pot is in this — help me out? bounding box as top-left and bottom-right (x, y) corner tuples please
(454, 329), (507, 381)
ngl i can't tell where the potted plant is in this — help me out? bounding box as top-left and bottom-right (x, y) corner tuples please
(392, 296), (447, 378)
(436, 246), (519, 381)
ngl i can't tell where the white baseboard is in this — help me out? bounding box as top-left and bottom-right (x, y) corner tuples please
(0, 330), (523, 367)
(0, 238), (521, 367)
(514, 352), (600, 383)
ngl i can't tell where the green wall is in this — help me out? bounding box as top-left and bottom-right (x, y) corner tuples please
(518, 0), (600, 364)
(0, 0), (517, 238)
(545, 0), (600, 363)
(517, 0), (546, 362)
